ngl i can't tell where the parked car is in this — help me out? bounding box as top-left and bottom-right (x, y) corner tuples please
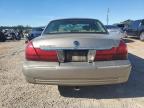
(105, 25), (123, 38)
(125, 19), (144, 41)
(0, 30), (6, 42)
(25, 27), (44, 43)
(23, 18), (131, 86)
(3, 29), (19, 40)
(115, 24), (125, 31)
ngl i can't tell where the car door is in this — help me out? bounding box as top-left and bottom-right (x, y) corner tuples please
(142, 20), (144, 27)
(138, 20), (144, 33)
(126, 22), (134, 36)
(131, 21), (141, 36)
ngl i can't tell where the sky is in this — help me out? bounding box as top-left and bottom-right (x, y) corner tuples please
(0, 0), (144, 27)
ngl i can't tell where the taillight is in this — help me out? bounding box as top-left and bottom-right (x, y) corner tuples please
(26, 41), (39, 60)
(35, 48), (58, 61)
(25, 41), (58, 61)
(95, 47), (116, 61)
(114, 40), (128, 60)
(94, 40), (127, 61)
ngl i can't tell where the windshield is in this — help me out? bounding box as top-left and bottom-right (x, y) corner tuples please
(43, 19), (107, 34)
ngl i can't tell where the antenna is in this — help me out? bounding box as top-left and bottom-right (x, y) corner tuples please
(107, 8), (110, 25)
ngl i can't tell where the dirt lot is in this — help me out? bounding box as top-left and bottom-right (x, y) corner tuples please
(0, 38), (144, 108)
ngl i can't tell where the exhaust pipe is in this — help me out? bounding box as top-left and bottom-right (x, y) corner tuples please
(73, 86), (80, 91)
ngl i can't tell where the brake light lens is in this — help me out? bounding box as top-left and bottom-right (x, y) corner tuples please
(95, 47), (116, 61)
(95, 40), (127, 61)
(25, 42), (39, 60)
(25, 42), (58, 61)
(114, 40), (128, 60)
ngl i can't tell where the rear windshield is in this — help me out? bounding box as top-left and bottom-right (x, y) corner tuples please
(32, 28), (44, 32)
(105, 25), (119, 29)
(43, 19), (107, 34)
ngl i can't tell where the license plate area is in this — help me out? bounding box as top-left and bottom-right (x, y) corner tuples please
(65, 50), (88, 62)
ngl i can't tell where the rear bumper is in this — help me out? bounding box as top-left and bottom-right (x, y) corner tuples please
(22, 60), (131, 86)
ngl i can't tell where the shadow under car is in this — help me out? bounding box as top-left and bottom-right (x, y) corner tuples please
(58, 53), (144, 99)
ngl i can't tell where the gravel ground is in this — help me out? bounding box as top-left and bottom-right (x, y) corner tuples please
(0, 38), (144, 108)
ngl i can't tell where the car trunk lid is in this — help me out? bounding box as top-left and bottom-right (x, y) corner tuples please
(32, 34), (119, 50)
(26, 34), (126, 62)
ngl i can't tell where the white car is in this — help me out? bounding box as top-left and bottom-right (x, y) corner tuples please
(23, 18), (131, 86)
(105, 25), (124, 39)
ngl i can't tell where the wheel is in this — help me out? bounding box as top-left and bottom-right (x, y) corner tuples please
(140, 32), (144, 41)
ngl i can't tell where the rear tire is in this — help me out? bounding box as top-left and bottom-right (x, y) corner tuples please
(140, 32), (144, 41)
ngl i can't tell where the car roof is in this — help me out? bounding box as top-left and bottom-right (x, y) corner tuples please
(133, 19), (144, 23)
(135, 19), (144, 21)
(50, 18), (100, 22)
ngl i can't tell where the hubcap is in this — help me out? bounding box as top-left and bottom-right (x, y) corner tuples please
(140, 32), (144, 41)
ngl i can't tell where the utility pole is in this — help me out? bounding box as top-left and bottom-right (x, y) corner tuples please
(107, 8), (109, 25)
